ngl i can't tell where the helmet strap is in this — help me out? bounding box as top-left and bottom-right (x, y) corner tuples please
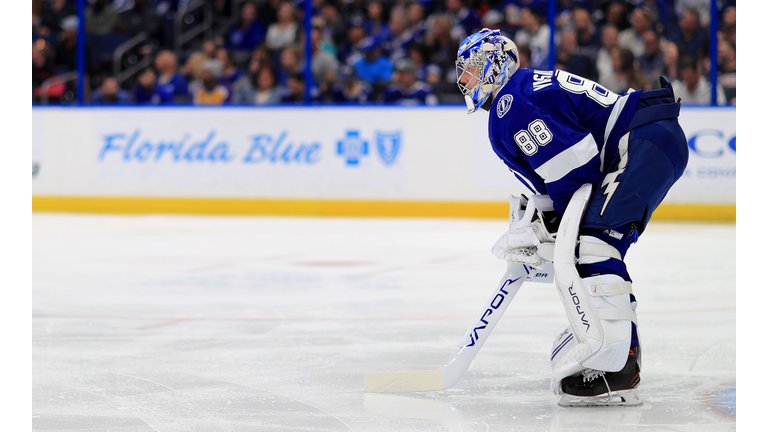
(479, 94), (494, 112)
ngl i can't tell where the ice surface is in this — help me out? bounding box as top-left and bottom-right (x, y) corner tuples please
(32, 214), (736, 431)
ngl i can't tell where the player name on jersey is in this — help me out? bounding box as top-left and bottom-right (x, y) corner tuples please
(533, 70), (553, 92)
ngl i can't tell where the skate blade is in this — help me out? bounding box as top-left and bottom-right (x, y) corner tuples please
(558, 389), (642, 407)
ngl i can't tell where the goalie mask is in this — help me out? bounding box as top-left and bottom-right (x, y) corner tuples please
(456, 28), (520, 114)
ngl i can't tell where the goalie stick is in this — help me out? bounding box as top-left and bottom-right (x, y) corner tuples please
(364, 263), (528, 393)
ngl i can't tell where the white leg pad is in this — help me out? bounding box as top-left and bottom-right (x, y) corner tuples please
(550, 184), (638, 391)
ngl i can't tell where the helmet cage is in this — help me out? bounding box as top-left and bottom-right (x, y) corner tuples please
(456, 50), (491, 105)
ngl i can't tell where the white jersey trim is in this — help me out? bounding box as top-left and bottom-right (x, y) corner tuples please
(600, 94), (630, 172)
(534, 134), (598, 183)
(509, 168), (541, 194)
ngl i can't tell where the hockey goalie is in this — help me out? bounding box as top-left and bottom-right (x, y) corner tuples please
(457, 29), (689, 406)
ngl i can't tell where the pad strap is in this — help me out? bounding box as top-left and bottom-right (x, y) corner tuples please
(596, 307), (638, 323)
(579, 241), (622, 261)
(587, 281), (633, 296)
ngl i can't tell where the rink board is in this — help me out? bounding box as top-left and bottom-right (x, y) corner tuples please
(31, 106), (735, 221)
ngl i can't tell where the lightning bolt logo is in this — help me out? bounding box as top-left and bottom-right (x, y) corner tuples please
(600, 134), (630, 217)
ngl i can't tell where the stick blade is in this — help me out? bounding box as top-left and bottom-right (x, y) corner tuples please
(364, 369), (444, 393)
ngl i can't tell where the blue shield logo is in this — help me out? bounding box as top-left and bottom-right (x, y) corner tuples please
(375, 131), (401, 166)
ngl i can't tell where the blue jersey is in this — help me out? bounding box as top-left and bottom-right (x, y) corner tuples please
(489, 68), (641, 215)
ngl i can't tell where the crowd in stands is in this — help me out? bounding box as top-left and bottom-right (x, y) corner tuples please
(32, 0), (736, 106)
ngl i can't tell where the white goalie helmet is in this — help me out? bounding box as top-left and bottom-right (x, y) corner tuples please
(456, 28), (520, 114)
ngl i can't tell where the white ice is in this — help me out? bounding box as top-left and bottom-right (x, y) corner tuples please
(32, 214), (736, 431)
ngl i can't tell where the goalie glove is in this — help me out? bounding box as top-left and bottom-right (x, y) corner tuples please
(491, 194), (557, 269)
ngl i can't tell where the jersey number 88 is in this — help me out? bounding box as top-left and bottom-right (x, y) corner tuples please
(514, 119), (553, 156)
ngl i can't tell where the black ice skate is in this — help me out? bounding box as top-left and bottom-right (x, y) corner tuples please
(558, 345), (642, 407)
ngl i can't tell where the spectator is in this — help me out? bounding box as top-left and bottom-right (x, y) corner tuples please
(222, 1), (266, 67)
(383, 59), (438, 105)
(119, 0), (161, 40)
(233, 66), (283, 105)
(556, 30), (595, 81)
(516, 43), (532, 69)
(32, 0), (50, 38)
(675, 0), (713, 27)
(365, 0), (391, 41)
(259, 0), (282, 24)
(601, 47), (634, 93)
(215, 47), (244, 86)
(232, 70), (255, 105)
(280, 73), (316, 104)
(331, 65), (373, 104)
(319, 2), (348, 49)
(407, 42), (441, 84)
(503, 0), (547, 35)
(571, 5), (601, 65)
(406, 1), (428, 43)
(444, 0), (482, 42)
(641, 0), (675, 36)
(277, 45), (305, 87)
(91, 76), (132, 104)
(32, 43), (57, 102)
(337, 17), (368, 66)
(85, 0), (120, 35)
(618, 5), (653, 58)
(717, 40), (736, 104)
(181, 47), (213, 96)
(627, 66), (651, 92)
(266, 1), (301, 52)
(40, 0), (76, 34)
(383, 8), (414, 64)
(599, 0), (631, 32)
(53, 15), (80, 72)
(250, 44), (276, 75)
(720, 6), (736, 46)
(353, 37), (393, 86)
(671, 57), (726, 105)
(134, 68), (174, 104)
(721, 22), (735, 48)
(311, 16), (337, 56)
(193, 59), (231, 105)
(480, 9), (505, 36)
(514, 6), (551, 70)
(181, 39), (218, 82)
(310, 25), (340, 96)
(154, 50), (189, 103)
(673, 8), (708, 61)
(596, 24), (619, 88)
(201, 39), (219, 60)
(721, 5), (736, 29)
(661, 41), (681, 82)
(339, 0), (368, 24)
(253, 67), (284, 105)
(553, 0), (579, 30)
(637, 30), (665, 85)
(424, 14), (460, 83)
